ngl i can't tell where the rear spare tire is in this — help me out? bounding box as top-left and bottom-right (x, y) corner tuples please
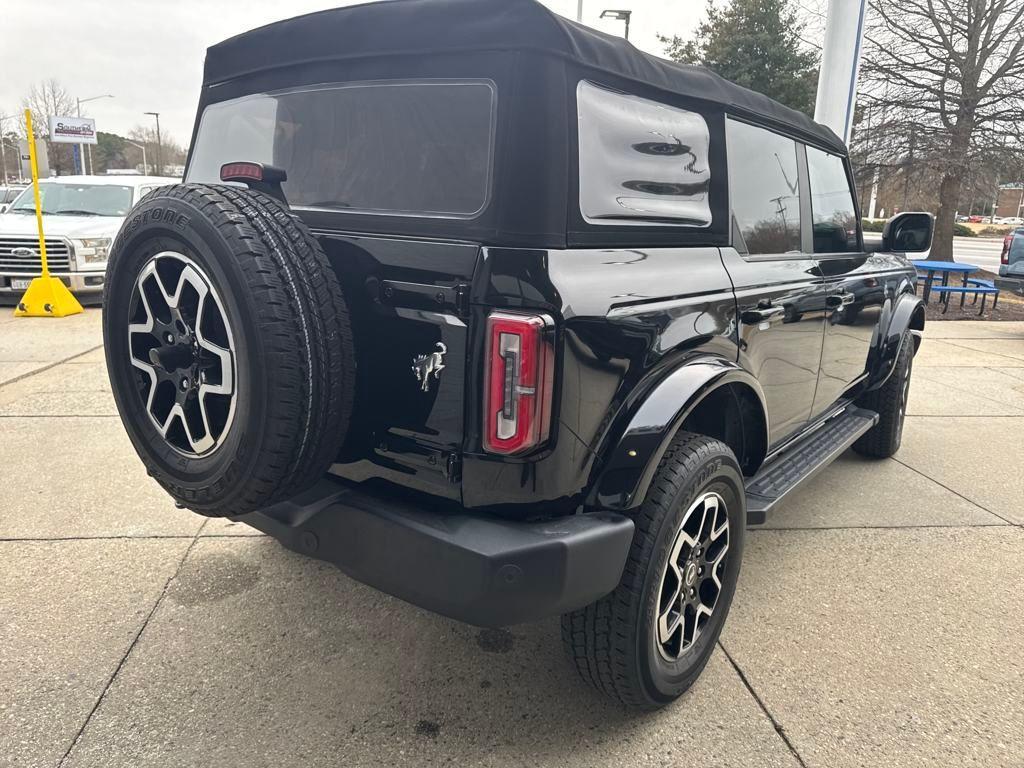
(102, 184), (355, 517)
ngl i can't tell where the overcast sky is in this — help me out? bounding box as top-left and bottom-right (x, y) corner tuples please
(2, 0), (700, 146)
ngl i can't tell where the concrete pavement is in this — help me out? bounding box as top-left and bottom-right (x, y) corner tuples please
(1, 311), (1022, 767)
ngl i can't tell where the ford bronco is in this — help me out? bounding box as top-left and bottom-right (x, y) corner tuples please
(102, 0), (930, 710)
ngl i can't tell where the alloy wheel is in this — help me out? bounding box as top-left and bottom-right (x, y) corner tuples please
(655, 491), (730, 661)
(127, 251), (236, 457)
(896, 354), (912, 441)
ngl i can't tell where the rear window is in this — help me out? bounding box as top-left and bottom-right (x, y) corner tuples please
(187, 80), (497, 218)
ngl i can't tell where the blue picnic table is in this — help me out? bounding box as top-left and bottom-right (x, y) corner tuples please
(912, 260), (979, 304)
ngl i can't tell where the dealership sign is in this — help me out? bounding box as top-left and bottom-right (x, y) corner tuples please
(48, 116), (97, 145)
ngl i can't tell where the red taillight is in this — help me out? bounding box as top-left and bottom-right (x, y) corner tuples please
(1002, 234), (1013, 265)
(483, 311), (554, 455)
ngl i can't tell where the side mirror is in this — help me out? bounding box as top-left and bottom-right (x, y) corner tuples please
(882, 212), (934, 253)
(0, 204), (7, 214)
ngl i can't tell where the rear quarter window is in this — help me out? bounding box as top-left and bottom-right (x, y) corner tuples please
(187, 79), (497, 219)
(577, 80), (712, 227)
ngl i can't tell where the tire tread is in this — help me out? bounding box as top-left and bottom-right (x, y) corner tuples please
(562, 431), (742, 709)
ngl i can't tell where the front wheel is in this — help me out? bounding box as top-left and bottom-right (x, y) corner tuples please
(562, 432), (745, 709)
(853, 329), (914, 458)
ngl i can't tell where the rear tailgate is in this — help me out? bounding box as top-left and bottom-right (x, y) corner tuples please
(320, 233), (478, 500)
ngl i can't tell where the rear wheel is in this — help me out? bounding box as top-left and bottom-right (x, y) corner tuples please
(103, 184), (355, 516)
(562, 432), (745, 709)
(853, 329), (914, 458)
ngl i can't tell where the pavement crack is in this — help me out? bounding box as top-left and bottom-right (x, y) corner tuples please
(749, 521), (1012, 532)
(904, 414), (1024, 418)
(938, 338), (1024, 365)
(912, 370), (1024, 412)
(718, 641), (808, 768)
(890, 457), (1019, 527)
(0, 343), (104, 390)
(0, 414), (120, 419)
(57, 519), (209, 767)
(0, 534), (198, 543)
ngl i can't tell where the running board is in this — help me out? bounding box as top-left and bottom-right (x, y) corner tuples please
(744, 406), (879, 525)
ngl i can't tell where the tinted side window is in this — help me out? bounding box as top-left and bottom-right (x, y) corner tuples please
(726, 119), (801, 254)
(187, 80), (496, 218)
(806, 146), (858, 253)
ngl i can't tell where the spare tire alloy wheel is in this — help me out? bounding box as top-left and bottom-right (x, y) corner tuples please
(128, 252), (236, 457)
(103, 184), (355, 518)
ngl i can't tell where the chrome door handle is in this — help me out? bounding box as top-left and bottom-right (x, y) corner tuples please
(826, 292), (856, 309)
(741, 305), (786, 324)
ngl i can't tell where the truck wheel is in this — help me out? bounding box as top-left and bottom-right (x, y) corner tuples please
(103, 184), (355, 517)
(853, 329), (913, 458)
(562, 432), (745, 709)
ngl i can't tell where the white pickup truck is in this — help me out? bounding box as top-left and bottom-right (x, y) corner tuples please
(0, 175), (175, 302)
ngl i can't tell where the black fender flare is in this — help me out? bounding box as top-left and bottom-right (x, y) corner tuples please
(587, 355), (768, 511)
(865, 290), (924, 390)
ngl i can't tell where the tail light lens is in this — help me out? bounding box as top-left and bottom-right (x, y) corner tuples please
(1002, 234), (1013, 264)
(483, 311), (554, 455)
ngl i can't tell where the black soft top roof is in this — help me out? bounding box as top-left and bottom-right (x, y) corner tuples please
(204, 0), (845, 155)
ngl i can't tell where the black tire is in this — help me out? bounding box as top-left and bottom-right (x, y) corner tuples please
(852, 329), (913, 458)
(562, 432), (745, 709)
(103, 184), (355, 517)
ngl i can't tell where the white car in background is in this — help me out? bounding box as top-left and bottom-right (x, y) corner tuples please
(0, 175), (176, 302)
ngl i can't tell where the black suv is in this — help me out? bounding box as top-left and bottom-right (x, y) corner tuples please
(102, 0), (930, 710)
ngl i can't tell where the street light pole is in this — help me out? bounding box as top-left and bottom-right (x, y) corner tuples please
(577, 0), (583, 21)
(144, 111), (162, 176)
(76, 94), (114, 175)
(599, 9), (632, 40)
(127, 140), (148, 175)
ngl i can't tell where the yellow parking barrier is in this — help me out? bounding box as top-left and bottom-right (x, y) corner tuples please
(14, 108), (83, 318)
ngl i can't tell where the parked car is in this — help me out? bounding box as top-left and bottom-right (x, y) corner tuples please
(0, 175), (175, 302)
(968, 215), (985, 223)
(101, 0), (930, 710)
(1000, 227), (1024, 277)
(0, 184), (26, 210)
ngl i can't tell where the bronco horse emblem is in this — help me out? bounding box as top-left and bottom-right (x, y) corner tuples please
(412, 342), (447, 392)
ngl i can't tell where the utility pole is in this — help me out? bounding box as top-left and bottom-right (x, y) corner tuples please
(0, 113), (12, 184)
(145, 111), (162, 176)
(577, 0), (583, 21)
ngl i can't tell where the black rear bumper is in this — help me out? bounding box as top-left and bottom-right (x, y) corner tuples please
(233, 479), (634, 628)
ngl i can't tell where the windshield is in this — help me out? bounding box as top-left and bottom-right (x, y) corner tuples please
(7, 183), (134, 217)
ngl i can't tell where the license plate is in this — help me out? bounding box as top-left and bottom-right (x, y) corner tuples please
(10, 279), (32, 290)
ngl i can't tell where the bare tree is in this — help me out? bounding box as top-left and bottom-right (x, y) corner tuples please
(859, 0), (1024, 260)
(21, 79), (78, 176)
(128, 125), (187, 172)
